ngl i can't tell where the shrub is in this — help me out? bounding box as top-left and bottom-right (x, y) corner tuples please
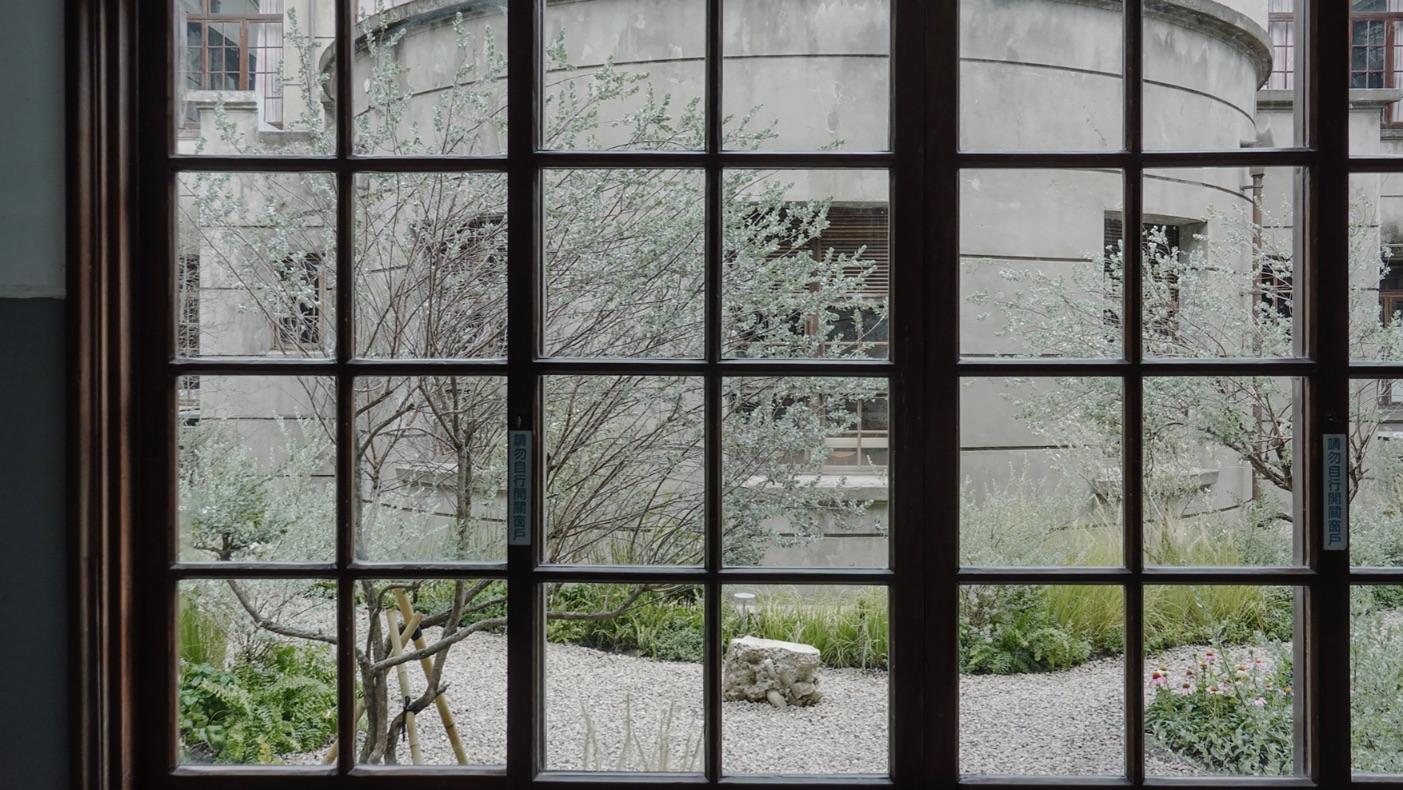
(1145, 645), (1293, 775)
(178, 643), (337, 764)
(959, 586), (1095, 675)
(1351, 599), (1403, 774)
(725, 588), (889, 670)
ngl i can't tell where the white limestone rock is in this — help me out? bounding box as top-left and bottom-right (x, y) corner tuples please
(722, 636), (823, 707)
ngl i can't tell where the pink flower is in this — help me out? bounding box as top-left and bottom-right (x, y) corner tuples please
(1204, 651), (1217, 663)
(1252, 697), (1267, 708)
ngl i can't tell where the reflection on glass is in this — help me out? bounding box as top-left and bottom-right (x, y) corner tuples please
(960, 378), (1123, 567)
(355, 578), (508, 766)
(176, 1), (336, 156)
(544, 377), (705, 566)
(545, 583), (703, 772)
(723, 169), (889, 359)
(177, 375), (336, 563)
(177, 578), (338, 765)
(959, 169), (1123, 358)
(353, 172), (508, 359)
(353, 0), (508, 156)
(177, 171), (337, 358)
(1143, 377), (1297, 567)
(960, 0), (1122, 151)
(1348, 380), (1403, 567)
(959, 585), (1124, 776)
(544, 0), (705, 151)
(1144, 585), (1296, 777)
(1349, 173), (1403, 361)
(722, 377), (889, 567)
(354, 377), (508, 562)
(1351, 586), (1403, 774)
(723, 0), (890, 151)
(721, 584), (888, 774)
(543, 169), (704, 358)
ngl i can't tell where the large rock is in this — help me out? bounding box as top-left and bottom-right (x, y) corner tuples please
(722, 636), (822, 707)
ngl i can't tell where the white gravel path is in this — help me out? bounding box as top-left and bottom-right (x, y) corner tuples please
(291, 631), (1286, 776)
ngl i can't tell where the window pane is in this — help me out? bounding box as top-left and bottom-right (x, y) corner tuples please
(1349, 379), (1403, 567)
(543, 169), (704, 358)
(1142, 167), (1300, 359)
(960, 0), (1122, 152)
(353, 0), (508, 156)
(543, 0), (704, 151)
(177, 171), (337, 359)
(960, 169), (1123, 358)
(960, 585), (1124, 776)
(723, 169), (889, 359)
(175, 1), (335, 155)
(1350, 172), (1403, 360)
(960, 377), (1122, 567)
(545, 583), (703, 772)
(544, 377), (705, 566)
(723, 377), (888, 567)
(353, 172), (508, 359)
(1143, 377), (1298, 567)
(355, 578), (507, 766)
(723, 0), (889, 151)
(177, 578), (338, 765)
(1145, 585), (1297, 777)
(354, 377), (508, 563)
(721, 584), (888, 774)
(1352, 586), (1403, 774)
(177, 375), (335, 563)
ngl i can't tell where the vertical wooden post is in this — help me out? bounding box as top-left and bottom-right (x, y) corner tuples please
(385, 607), (424, 765)
(394, 588), (470, 764)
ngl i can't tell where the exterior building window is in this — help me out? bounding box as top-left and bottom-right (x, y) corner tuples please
(1103, 215), (1185, 333)
(1271, 0), (1403, 124)
(180, 0), (285, 127)
(275, 252), (323, 349)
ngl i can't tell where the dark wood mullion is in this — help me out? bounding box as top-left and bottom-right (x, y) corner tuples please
(702, 0), (723, 778)
(333, 0), (355, 775)
(1319, 0), (1354, 784)
(1123, 0), (1145, 782)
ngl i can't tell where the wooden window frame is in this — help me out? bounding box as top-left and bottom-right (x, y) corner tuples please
(68, 1), (1402, 789)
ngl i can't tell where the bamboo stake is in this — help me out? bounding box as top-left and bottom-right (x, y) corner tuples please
(393, 588), (470, 765)
(385, 607), (423, 765)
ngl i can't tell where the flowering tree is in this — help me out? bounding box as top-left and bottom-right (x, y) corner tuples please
(177, 6), (887, 764)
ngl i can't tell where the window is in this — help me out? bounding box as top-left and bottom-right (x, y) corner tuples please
(179, 0), (286, 127)
(1271, 1), (1403, 125)
(69, 0), (1401, 788)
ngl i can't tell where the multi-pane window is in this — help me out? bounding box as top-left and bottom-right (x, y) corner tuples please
(118, 0), (1403, 787)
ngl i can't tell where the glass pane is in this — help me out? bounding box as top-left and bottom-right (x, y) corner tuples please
(544, 377), (705, 566)
(1144, 1), (1301, 150)
(721, 584), (888, 774)
(177, 375), (335, 563)
(543, 169), (704, 358)
(1349, 379), (1403, 567)
(176, 171), (337, 359)
(1351, 586), (1403, 774)
(959, 585), (1124, 776)
(177, 578), (338, 765)
(722, 0), (890, 151)
(353, 172), (508, 359)
(1142, 167), (1300, 358)
(960, 377), (1123, 567)
(1349, 173), (1403, 360)
(1145, 585), (1297, 777)
(960, 169), (1123, 358)
(1143, 377), (1298, 567)
(960, 0), (1122, 152)
(722, 377), (888, 567)
(175, 2), (335, 155)
(355, 578), (507, 766)
(353, 0), (508, 156)
(354, 377), (508, 562)
(543, 0), (704, 151)
(723, 169), (889, 359)
(545, 583), (704, 772)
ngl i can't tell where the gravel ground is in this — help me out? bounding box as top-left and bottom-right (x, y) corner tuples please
(290, 631), (1286, 776)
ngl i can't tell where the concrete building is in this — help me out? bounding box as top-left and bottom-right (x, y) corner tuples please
(174, 0), (1403, 567)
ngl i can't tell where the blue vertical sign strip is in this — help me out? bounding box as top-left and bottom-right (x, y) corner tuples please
(1324, 432), (1348, 551)
(509, 430), (531, 546)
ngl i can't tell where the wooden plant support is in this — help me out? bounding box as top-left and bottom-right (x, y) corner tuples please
(385, 606), (424, 765)
(393, 588), (470, 765)
(318, 612), (426, 765)
(319, 702), (365, 765)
